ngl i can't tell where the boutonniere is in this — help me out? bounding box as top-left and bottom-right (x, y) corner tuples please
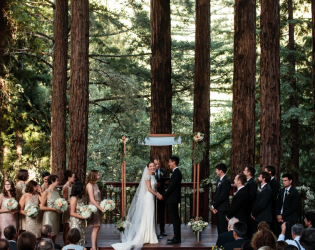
(160, 172), (164, 177)
(245, 182), (248, 186)
(217, 181), (222, 187)
(170, 173), (172, 178)
(257, 188), (261, 193)
(287, 192), (290, 195)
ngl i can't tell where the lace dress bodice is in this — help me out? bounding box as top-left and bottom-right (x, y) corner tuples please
(145, 175), (157, 191)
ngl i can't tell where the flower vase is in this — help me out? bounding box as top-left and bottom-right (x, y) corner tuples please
(120, 232), (123, 242)
(196, 231), (202, 242)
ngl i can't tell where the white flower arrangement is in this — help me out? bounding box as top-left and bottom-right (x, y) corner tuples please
(296, 185), (315, 212)
(119, 136), (129, 144)
(24, 204), (39, 218)
(193, 132), (204, 142)
(100, 199), (115, 212)
(115, 219), (131, 233)
(79, 204), (97, 219)
(4, 198), (18, 210)
(53, 198), (68, 212)
(188, 217), (208, 234)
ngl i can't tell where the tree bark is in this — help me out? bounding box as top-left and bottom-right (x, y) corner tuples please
(231, 0), (256, 180)
(288, 0), (298, 186)
(150, 0), (172, 171)
(51, 0), (68, 184)
(312, 0), (315, 174)
(260, 0), (281, 181)
(193, 0), (210, 221)
(68, 0), (89, 183)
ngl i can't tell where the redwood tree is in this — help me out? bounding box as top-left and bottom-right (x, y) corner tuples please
(231, 0), (256, 180)
(260, 0), (281, 180)
(51, 0), (68, 183)
(68, 0), (89, 183)
(150, 0), (172, 171)
(312, 0), (315, 172)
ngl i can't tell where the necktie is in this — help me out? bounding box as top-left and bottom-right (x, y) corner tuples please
(281, 189), (288, 214)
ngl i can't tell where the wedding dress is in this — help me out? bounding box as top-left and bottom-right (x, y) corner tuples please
(111, 167), (158, 250)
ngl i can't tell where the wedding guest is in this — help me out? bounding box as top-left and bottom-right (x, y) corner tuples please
(276, 174), (299, 240)
(264, 165), (280, 233)
(304, 212), (315, 229)
(257, 222), (271, 232)
(300, 228), (315, 250)
(40, 172), (50, 193)
(242, 240), (254, 250)
(16, 169), (28, 235)
(277, 223), (304, 250)
(36, 225), (61, 250)
(3, 225), (17, 250)
(277, 241), (288, 250)
(0, 239), (9, 250)
(224, 222), (247, 250)
(62, 170), (76, 244)
(18, 181), (42, 239)
(154, 158), (167, 238)
(17, 231), (36, 250)
(211, 163), (231, 235)
(62, 228), (87, 250)
(86, 170), (105, 250)
(216, 217), (239, 247)
(251, 172), (273, 232)
(40, 175), (62, 243)
(0, 180), (18, 239)
(37, 239), (54, 250)
(284, 245), (298, 250)
(251, 230), (277, 250)
(70, 181), (86, 246)
(243, 165), (258, 238)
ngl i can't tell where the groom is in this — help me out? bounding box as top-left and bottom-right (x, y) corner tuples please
(157, 156), (182, 244)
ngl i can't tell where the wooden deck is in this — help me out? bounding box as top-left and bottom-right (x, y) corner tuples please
(56, 224), (218, 249)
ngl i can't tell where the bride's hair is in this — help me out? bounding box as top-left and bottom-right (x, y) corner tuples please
(146, 161), (155, 168)
(86, 170), (99, 185)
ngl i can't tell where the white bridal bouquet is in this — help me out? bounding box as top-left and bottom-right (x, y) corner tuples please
(53, 198), (68, 212)
(79, 205), (97, 219)
(100, 199), (115, 212)
(188, 217), (208, 234)
(4, 198), (18, 210)
(24, 204), (39, 217)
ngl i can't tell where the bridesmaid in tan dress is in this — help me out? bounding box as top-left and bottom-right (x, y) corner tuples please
(70, 181), (87, 246)
(62, 170), (76, 244)
(40, 171), (50, 193)
(40, 175), (62, 243)
(0, 180), (18, 239)
(16, 169), (28, 234)
(86, 170), (105, 250)
(18, 180), (42, 239)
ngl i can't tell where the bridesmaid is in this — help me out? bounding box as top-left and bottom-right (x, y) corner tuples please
(0, 180), (18, 239)
(62, 170), (76, 244)
(70, 181), (87, 246)
(40, 171), (50, 193)
(18, 180), (42, 239)
(40, 175), (62, 243)
(86, 170), (105, 250)
(16, 169), (28, 234)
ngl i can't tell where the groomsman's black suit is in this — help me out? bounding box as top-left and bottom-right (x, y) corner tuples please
(155, 167), (167, 234)
(162, 167), (182, 242)
(245, 177), (257, 237)
(224, 238), (246, 250)
(213, 175), (231, 235)
(252, 184), (273, 224)
(276, 186), (299, 239)
(226, 187), (250, 224)
(269, 177), (280, 232)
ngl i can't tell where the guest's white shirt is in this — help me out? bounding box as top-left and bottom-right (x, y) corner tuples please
(277, 235), (304, 250)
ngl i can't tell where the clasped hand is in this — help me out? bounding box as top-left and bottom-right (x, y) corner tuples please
(156, 193), (163, 200)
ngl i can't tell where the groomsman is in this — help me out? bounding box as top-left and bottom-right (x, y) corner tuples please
(211, 163), (231, 235)
(226, 174), (249, 224)
(243, 166), (257, 238)
(251, 172), (273, 231)
(264, 165), (280, 233)
(276, 173), (299, 240)
(154, 158), (167, 239)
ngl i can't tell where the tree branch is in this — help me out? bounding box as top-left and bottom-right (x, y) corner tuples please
(25, 31), (54, 42)
(25, 1), (55, 8)
(90, 29), (131, 37)
(89, 53), (151, 58)
(8, 52), (53, 68)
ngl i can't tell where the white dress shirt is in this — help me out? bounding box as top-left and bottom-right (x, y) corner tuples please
(277, 235), (304, 250)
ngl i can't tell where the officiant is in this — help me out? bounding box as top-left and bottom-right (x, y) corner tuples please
(154, 158), (167, 239)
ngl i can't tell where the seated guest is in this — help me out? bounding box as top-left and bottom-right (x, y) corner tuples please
(258, 247), (272, 250)
(3, 226), (17, 250)
(224, 222), (247, 250)
(251, 230), (277, 250)
(277, 241), (288, 250)
(299, 228), (315, 250)
(0, 239), (9, 250)
(36, 225), (61, 250)
(37, 239), (54, 250)
(216, 217), (239, 247)
(284, 245), (298, 250)
(62, 228), (87, 250)
(17, 232), (36, 250)
(304, 212), (315, 229)
(243, 240), (254, 250)
(277, 223), (304, 250)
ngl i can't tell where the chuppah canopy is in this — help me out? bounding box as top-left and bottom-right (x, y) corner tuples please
(139, 134), (182, 146)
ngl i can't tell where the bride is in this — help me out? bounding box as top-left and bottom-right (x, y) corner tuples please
(111, 162), (159, 250)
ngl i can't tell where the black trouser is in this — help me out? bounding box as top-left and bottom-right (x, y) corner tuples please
(216, 211), (228, 235)
(168, 203), (181, 241)
(247, 218), (257, 239)
(157, 199), (165, 233)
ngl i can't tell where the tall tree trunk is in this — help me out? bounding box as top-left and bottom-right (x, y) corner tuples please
(231, 0), (256, 180)
(312, 0), (315, 175)
(51, 0), (68, 184)
(150, 0), (172, 172)
(260, 0), (281, 181)
(288, 0), (298, 186)
(16, 131), (22, 160)
(69, 0), (89, 183)
(193, 0), (210, 221)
